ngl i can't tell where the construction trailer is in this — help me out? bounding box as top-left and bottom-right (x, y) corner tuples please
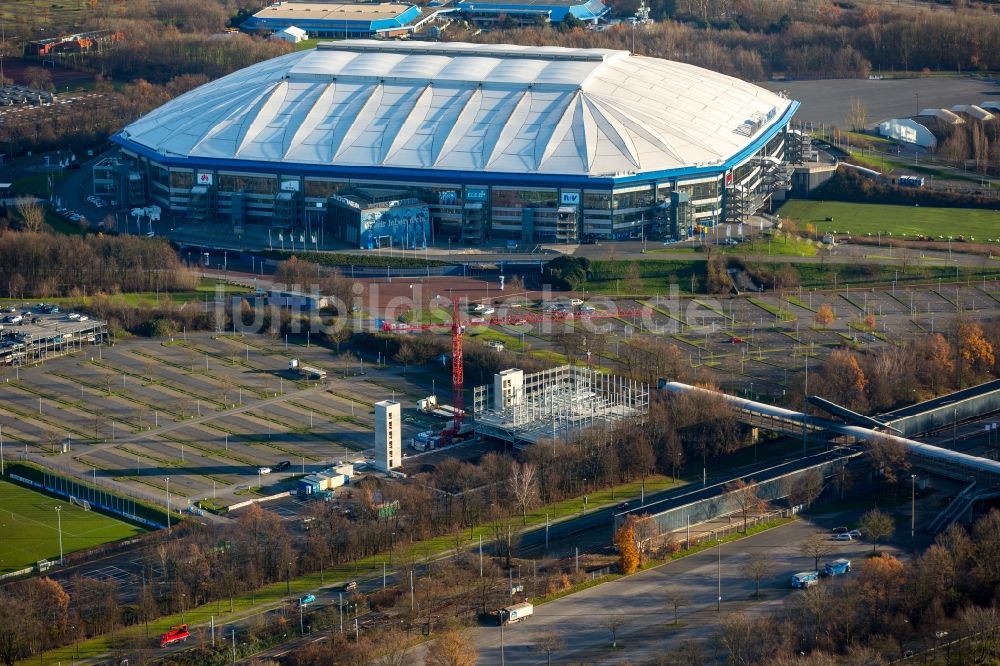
(297, 463), (354, 496)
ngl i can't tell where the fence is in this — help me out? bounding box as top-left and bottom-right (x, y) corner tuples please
(641, 508), (791, 553)
(626, 456), (851, 537)
(10, 456), (170, 528)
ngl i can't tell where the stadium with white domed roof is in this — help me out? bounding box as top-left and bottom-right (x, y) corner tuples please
(112, 40), (798, 247)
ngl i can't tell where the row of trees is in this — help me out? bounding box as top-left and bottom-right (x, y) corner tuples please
(0, 231), (198, 298)
(0, 72), (210, 157)
(805, 319), (998, 414)
(473, 3), (1000, 81)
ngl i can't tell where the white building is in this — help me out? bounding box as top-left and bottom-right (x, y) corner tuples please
(270, 25), (308, 43)
(877, 118), (937, 149)
(918, 108), (964, 125)
(950, 104), (995, 122)
(494, 368), (524, 411)
(374, 400), (402, 471)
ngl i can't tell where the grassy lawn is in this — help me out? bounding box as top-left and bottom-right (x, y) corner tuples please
(294, 38), (324, 51)
(0, 479), (146, 575)
(778, 200), (1000, 240)
(466, 327), (526, 351)
(725, 234), (819, 257)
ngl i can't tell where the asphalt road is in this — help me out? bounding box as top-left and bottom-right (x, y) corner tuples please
(412, 519), (893, 665)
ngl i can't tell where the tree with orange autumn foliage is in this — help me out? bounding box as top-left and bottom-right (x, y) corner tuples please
(855, 553), (904, 627)
(814, 304), (835, 328)
(815, 350), (869, 412)
(916, 333), (955, 393)
(614, 516), (641, 575)
(956, 319), (995, 386)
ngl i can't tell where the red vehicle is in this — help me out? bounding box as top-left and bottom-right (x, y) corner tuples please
(729, 336), (745, 344)
(159, 624), (190, 648)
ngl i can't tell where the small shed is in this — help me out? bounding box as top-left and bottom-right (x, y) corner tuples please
(270, 26), (307, 43)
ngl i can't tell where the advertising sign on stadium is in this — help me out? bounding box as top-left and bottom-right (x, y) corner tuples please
(280, 180), (300, 192)
(560, 192), (581, 205)
(197, 173), (213, 185)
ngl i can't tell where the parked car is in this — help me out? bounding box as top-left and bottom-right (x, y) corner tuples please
(299, 594), (316, 606)
(258, 466), (272, 475)
(275, 460), (291, 471)
(344, 581), (358, 592)
(848, 529), (862, 539)
(831, 526), (849, 534)
(832, 533), (853, 542)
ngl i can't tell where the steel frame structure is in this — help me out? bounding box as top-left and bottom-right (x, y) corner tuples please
(473, 364), (649, 445)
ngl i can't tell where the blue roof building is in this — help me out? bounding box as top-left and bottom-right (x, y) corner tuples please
(242, 2), (422, 39)
(454, 0), (608, 24)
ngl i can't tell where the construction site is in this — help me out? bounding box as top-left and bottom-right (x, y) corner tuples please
(473, 365), (649, 446)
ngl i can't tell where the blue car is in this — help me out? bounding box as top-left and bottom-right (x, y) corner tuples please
(299, 594), (316, 606)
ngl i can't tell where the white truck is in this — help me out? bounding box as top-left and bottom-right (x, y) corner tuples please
(288, 359), (327, 380)
(498, 602), (533, 625)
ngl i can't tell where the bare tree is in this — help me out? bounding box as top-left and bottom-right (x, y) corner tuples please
(798, 534), (834, 571)
(604, 613), (627, 648)
(664, 588), (689, 626)
(532, 631), (565, 666)
(15, 198), (45, 232)
(868, 437), (910, 487)
(725, 478), (768, 533)
(509, 461), (539, 524)
(845, 97), (868, 131)
(788, 469), (824, 509)
(741, 552), (773, 599)
(858, 509), (895, 554)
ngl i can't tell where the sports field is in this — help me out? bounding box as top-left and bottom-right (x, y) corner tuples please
(0, 479), (147, 574)
(778, 200), (1000, 240)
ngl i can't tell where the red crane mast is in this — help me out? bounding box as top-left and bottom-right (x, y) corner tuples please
(380, 304), (649, 431)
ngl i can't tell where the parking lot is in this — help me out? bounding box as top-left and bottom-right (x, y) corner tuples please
(0, 331), (437, 511)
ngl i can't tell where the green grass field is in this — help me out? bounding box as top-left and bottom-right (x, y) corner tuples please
(0, 479), (146, 574)
(778, 200), (1000, 240)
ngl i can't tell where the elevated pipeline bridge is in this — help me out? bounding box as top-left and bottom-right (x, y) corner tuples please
(661, 382), (1000, 488)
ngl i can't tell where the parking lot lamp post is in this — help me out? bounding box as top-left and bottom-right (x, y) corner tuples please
(165, 477), (171, 529)
(55, 506), (64, 565)
(911, 474), (917, 539)
(717, 537), (722, 611)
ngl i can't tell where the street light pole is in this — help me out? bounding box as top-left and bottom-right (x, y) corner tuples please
(55, 506), (64, 565)
(911, 474), (917, 539)
(165, 477), (171, 530)
(717, 537), (722, 612)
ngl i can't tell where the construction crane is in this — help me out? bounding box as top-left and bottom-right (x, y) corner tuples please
(380, 301), (648, 436)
